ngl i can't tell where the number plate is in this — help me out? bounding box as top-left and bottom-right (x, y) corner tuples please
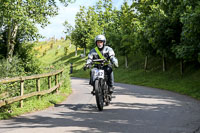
(94, 70), (104, 79)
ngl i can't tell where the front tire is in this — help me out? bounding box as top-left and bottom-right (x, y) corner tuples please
(95, 79), (104, 111)
(104, 82), (110, 106)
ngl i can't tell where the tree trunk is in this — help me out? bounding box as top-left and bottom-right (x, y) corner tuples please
(125, 55), (128, 68)
(162, 56), (166, 72)
(7, 25), (12, 60)
(144, 55), (148, 71)
(6, 22), (18, 62)
(180, 59), (183, 75)
(75, 45), (77, 56)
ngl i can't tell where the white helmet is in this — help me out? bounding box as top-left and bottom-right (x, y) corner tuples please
(95, 35), (106, 45)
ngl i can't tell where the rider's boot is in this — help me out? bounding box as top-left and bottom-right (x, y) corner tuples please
(91, 90), (95, 95)
(109, 86), (114, 94)
(89, 80), (92, 85)
(91, 87), (95, 95)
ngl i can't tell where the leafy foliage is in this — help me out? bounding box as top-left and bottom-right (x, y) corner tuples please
(176, 2), (200, 62)
(0, 0), (74, 60)
(69, 0), (200, 72)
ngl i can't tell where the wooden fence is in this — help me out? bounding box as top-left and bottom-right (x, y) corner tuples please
(0, 69), (64, 108)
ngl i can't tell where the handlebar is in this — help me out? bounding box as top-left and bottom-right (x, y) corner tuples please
(84, 59), (109, 71)
(92, 59), (107, 62)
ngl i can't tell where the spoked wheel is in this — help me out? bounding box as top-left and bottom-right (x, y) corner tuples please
(104, 83), (111, 106)
(94, 79), (104, 111)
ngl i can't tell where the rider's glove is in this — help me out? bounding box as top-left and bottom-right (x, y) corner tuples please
(83, 64), (90, 71)
(83, 65), (88, 71)
(114, 61), (119, 68)
(111, 57), (119, 68)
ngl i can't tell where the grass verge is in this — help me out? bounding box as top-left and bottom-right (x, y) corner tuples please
(71, 54), (200, 100)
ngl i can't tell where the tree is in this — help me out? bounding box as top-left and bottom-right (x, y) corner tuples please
(71, 5), (103, 56)
(134, 0), (184, 72)
(63, 20), (74, 40)
(85, 6), (103, 50)
(0, 0), (74, 62)
(71, 6), (88, 56)
(118, 2), (136, 68)
(172, 1), (200, 74)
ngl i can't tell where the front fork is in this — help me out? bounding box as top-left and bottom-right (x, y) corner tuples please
(96, 78), (105, 100)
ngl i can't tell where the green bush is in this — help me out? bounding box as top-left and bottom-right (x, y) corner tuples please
(0, 42), (43, 103)
(17, 42), (42, 74)
(0, 56), (25, 78)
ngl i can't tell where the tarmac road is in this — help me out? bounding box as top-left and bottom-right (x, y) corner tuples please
(0, 77), (200, 133)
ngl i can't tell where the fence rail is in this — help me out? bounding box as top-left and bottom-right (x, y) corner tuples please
(0, 69), (64, 108)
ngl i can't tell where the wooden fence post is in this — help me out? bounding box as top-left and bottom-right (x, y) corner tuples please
(58, 73), (60, 83)
(55, 74), (58, 93)
(48, 76), (51, 89)
(36, 78), (40, 99)
(60, 71), (63, 81)
(20, 79), (24, 108)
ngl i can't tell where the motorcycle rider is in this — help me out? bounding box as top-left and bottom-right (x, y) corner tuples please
(84, 35), (118, 94)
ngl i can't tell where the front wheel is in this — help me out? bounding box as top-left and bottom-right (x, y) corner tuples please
(94, 79), (104, 111)
(104, 82), (111, 106)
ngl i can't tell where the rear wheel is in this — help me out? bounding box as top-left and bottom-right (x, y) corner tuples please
(95, 79), (104, 111)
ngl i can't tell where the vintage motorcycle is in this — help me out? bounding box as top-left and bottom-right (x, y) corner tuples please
(85, 59), (113, 111)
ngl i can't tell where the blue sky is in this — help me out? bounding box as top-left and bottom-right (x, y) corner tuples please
(38, 0), (127, 40)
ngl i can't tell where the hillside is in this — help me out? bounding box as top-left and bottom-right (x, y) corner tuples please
(36, 39), (200, 100)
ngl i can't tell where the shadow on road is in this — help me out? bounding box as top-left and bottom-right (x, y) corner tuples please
(0, 103), (177, 132)
(0, 100), (190, 133)
(1, 78), (200, 133)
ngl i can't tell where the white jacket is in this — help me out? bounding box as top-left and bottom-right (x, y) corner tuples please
(86, 46), (118, 67)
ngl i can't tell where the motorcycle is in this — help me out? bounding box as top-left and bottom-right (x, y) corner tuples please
(85, 59), (113, 111)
